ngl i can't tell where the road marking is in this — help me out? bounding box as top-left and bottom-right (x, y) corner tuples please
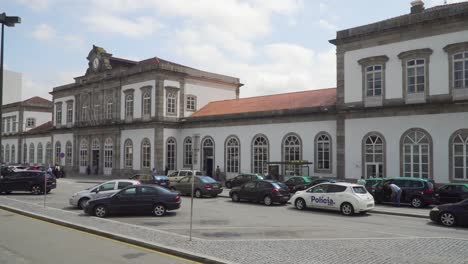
(0, 208), (201, 264)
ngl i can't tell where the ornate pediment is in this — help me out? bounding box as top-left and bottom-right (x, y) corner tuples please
(86, 45), (113, 75)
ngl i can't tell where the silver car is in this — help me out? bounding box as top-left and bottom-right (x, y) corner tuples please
(69, 180), (140, 209)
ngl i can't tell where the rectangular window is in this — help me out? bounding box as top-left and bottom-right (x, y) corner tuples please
(186, 95), (196, 111)
(26, 118), (36, 128)
(2, 118), (5, 133)
(366, 65), (382, 97)
(12, 116), (16, 132)
(81, 105), (88, 121)
(66, 102), (73, 123)
(167, 92), (177, 115)
(453, 52), (468, 89)
(125, 94), (134, 118)
(106, 102), (113, 120)
(142, 93), (151, 116)
(407, 59), (425, 94)
(6, 117), (11, 132)
(93, 104), (100, 120)
(56, 103), (62, 125)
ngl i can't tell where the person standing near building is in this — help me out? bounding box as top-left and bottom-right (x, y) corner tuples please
(357, 176), (366, 185)
(215, 165), (221, 181)
(386, 182), (402, 207)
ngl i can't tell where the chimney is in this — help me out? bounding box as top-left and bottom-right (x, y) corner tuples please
(411, 0), (425, 14)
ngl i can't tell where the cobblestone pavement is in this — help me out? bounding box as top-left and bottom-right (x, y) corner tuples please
(1, 180), (467, 264)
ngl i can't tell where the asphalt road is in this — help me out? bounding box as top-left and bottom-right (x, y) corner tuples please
(0, 209), (198, 264)
(3, 179), (467, 241)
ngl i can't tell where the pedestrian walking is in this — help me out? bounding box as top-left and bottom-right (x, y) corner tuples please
(386, 182), (402, 207)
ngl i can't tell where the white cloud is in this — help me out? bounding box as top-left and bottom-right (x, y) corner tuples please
(319, 3), (329, 13)
(32, 24), (56, 41)
(82, 14), (161, 38)
(63, 35), (86, 51)
(17, 0), (54, 10)
(318, 19), (337, 31)
(428, 0), (467, 6)
(22, 70), (82, 100)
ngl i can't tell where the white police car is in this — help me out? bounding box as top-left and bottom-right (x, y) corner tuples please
(290, 182), (375, 215)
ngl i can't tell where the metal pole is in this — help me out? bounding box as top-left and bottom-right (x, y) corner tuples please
(43, 173), (47, 208)
(189, 164), (194, 241)
(0, 23), (4, 165)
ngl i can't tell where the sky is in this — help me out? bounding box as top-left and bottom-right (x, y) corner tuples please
(1, 0), (465, 100)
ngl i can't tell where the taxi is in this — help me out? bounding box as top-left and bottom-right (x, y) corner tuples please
(290, 182), (375, 215)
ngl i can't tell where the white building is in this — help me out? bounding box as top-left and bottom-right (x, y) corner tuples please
(2, 69), (22, 105)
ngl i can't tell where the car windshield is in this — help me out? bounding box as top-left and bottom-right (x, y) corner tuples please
(195, 171), (202, 176)
(199, 176), (216, 183)
(272, 182), (287, 189)
(352, 186), (367, 194)
(154, 176), (168, 180)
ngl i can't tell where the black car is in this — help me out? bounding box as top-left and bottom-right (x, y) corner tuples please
(225, 173), (263, 189)
(371, 177), (435, 208)
(130, 174), (170, 188)
(84, 185), (181, 218)
(435, 184), (468, 204)
(309, 178), (336, 187)
(229, 180), (290, 206)
(0, 170), (56, 195)
(284, 176), (314, 193)
(430, 198), (468, 227)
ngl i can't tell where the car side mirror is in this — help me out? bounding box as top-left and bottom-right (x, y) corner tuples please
(93, 189), (99, 193)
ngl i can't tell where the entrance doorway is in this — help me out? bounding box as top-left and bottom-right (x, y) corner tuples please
(91, 139), (100, 175)
(365, 163), (383, 178)
(202, 137), (215, 177)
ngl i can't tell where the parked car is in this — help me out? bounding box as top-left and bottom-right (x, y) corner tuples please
(309, 178), (336, 187)
(225, 173), (263, 189)
(69, 180), (140, 209)
(84, 185), (181, 218)
(169, 176), (222, 198)
(167, 170), (202, 183)
(8, 165), (28, 172)
(229, 180), (290, 206)
(27, 165), (47, 172)
(435, 183), (468, 204)
(430, 198), (468, 227)
(130, 174), (170, 188)
(0, 170), (56, 195)
(364, 178), (385, 193)
(1, 166), (14, 177)
(284, 176), (314, 193)
(370, 177), (435, 208)
(291, 182), (375, 215)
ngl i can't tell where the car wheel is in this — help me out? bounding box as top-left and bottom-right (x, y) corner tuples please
(440, 212), (456, 227)
(31, 185), (42, 195)
(264, 195), (273, 206)
(153, 204), (167, 217)
(295, 198), (306, 210)
(78, 198), (89, 209)
(231, 193), (240, 202)
(225, 182), (232, 189)
(195, 189), (202, 198)
(340, 202), (354, 216)
(411, 197), (423, 208)
(94, 205), (107, 218)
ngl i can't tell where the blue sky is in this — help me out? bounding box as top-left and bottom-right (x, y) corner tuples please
(2, 0), (462, 99)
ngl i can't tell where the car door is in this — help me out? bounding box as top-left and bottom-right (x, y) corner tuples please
(1, 173), (19, 191)
(304, 184), (330, 209)
(452, 185), (467, 203)
(240, 181), (257, 201)
(117, 181), (134, 191)
(168, 171), (179, 182)
(231, 175), (242, 187)
(437, 185), (452, 204)
(137, 186), (159, 213)
(178, 171), (189, 182)
(327, 185), (347, 210)
(110, 187), (139, 214)
(94, 181), (117, 198)
(177, 176), (192, 195)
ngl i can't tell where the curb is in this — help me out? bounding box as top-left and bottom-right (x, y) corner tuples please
(0, 204), (227, 264)
(370, 210), (428, 219)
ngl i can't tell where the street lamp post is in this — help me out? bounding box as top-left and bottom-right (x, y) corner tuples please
(0, 13), (21, 164)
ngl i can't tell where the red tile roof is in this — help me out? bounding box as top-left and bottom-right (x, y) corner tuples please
(22, 96), (52, 106)
(26, 121), (53, 134)
(192, 88), (336, 117)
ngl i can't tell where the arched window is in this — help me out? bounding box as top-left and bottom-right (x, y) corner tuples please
(29, 143), (35, 164)
(65, 141), (72, 166)
(23, 143), (27, 163)
(124, 139), (133, 168)
(5, 144), (10, 163)
(401, 129), (432, 178)
(46, 142), (52, 164)
(183, 137), (193, 167)
(142, 92), (151, 116)
(166, 137), (176, 170)
(125, 94), (134, 118)
(166, 92), (177, 115)
(363, 133), (385, 178)
(283, 133), (302, 175)
(225, 136), (240, 173)
(37, 143), (43, 164)
(451, 130), (468, 180)
(11, 145), (15, 163)
(201, 136), (215, 176)
(315, 132), (332, 172)
(104, 138), (113, 170)
(55, 141), (62, 164)
(252, 135), (269, 174)
(79, 139), (88, 167)
(141, 138), (151, 169)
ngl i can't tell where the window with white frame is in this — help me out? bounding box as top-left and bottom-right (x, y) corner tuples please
(124, 139), (133, 168)
(79, 140), (88, 167)
(167, 92), (177, 115)
(283, 134), (302, 175)
(93, 104), (100, 121)
(37, 143), (43, 164)
(104, 138), (113, 170)
(23, 143), (27, 163)
(12, 116), (16, 132)
(6, 117), (10, 132)
(366, 65), (382, 96)
(315, 133), (331, 171)
(1, 118), (4, 133)
(29, 143), (35, 164)
(166, 138), (176, 170)
(125, 94), (134, 118)
(56, 103), (62, 125)
(26, 118), (36, 128)
(66, 101), (73, 124)
(364, 134), (384, 178)
(183, 137), (193, 167)
(402, 129), (431, 178)
(452, 132), (468, 180)
(65, 141), (72, 166)
(142, 92), (151, 117)
(453, 52), (468, 89)
(106, 101), (113, 120)
(81, 104), (88, 121)
(252, 135), (269, 174)
(55, 142), (61, 164)
(46, 142), (52, 164)
(11, 145), (15, 163)
(141, 139), (151, 169)
(407, 59), (426, 94)
(225, 136), (240, 173)
(186, 95), (196, 111)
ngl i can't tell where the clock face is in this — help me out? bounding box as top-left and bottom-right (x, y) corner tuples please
(93, 58), (100, 70)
